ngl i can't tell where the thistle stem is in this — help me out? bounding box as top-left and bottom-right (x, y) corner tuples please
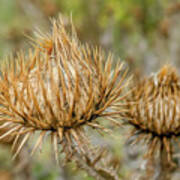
(158, 144), (174, 180)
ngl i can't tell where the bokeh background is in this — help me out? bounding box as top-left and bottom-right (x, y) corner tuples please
(0, 0), (180, 179)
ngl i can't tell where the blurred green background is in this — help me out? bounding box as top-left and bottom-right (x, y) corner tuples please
(0, 0), (180, 179)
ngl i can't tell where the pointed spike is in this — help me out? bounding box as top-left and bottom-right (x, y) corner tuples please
(31, 131), (46, 156)
(12, 132), (32, 160)
(53, 132), (59, 165)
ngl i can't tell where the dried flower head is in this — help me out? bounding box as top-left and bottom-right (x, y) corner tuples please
(122, 65), (180, 162)
(0, 16), (131, 163)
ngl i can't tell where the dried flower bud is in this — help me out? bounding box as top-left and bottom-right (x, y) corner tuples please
(0, 16), (130, 163)
(121, 65), (180, 162)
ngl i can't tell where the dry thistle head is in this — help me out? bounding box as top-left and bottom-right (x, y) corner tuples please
(121, 65), (180, 163)
(0, 16), (131, 163)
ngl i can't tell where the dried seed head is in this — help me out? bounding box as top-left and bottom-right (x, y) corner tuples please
(0, 16), (130, 162)
(122, 65), (180, 162)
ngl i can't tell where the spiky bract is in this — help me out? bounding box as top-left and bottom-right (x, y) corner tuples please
(122, 65), (180, 162)
(0, 17), (130, 162)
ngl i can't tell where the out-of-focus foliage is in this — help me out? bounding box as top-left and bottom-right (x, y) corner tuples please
(1, 0), (180, 71)
(0, 0), (180, 179)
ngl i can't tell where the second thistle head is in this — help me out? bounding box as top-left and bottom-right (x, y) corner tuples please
(121, 65), (180, 163)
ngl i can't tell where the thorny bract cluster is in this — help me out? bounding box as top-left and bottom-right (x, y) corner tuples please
(0, 15), (179, 180)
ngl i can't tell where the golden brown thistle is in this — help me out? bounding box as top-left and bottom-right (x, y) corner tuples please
(121, 65), (180, 163)
(0, 16), (131, 164)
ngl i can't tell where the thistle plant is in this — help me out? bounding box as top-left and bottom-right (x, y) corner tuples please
(121, 65), (180, 179)
(0, 16), (131, 173)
